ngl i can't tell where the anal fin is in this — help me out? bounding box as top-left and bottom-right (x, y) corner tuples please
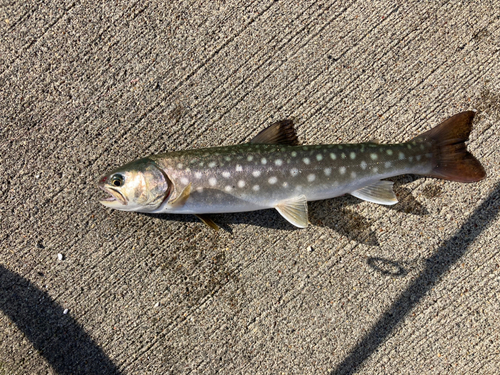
(195, 214), (219, 231)
(350, 181), (398, 205)
(275, 195), (309, 228)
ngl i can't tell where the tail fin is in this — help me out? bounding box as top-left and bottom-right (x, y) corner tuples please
(414, 111), (486, 182)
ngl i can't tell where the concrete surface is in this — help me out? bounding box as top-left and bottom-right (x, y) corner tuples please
(1, 1), (499, 374)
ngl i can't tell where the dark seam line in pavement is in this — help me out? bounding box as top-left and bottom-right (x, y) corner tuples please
(0, 265), (122, 374)
(134, 0), (343, 154)
(137, 0), (304, 153)
(331, 181), (500, 375)
(163, 0), (357, 152)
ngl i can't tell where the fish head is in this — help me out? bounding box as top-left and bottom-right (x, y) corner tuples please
(98, 158), (171, 211)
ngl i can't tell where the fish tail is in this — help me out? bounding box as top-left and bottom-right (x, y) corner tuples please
(413, 111), (486, 182)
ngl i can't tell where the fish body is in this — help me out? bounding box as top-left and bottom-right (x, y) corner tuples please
(99, 112), (485, 228)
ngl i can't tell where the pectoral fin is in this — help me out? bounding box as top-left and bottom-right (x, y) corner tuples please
(350, 181), (398, 205)
(275, 195), (309, 228)
(168, 183), (192, 207)
(195, 214), (219, 231)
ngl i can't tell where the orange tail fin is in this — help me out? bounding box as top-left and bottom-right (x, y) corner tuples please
(414, 111), (486, 182)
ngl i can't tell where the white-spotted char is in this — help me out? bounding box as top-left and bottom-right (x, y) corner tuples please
(99, 112), (485, 229)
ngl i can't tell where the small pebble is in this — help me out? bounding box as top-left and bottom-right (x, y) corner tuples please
(57, 253), (64, 261)
(63, 309), (69, 315)
(307, 246), (313, 252)
(154, 302), (161, 308)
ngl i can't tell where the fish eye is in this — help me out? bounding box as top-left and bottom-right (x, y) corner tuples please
(111, 174), (124, 187)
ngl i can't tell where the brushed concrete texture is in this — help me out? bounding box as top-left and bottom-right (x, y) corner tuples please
(1, 1), (499, 374)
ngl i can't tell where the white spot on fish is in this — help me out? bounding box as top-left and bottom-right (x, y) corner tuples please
(261, 158), (267, 165)
(399, 152), (405, 160)
(341, 153), (346, 159)
(296, 185), (303, 192)
(316, 154), (323, 161)
(225, 156), (232, 162)
(252, 170), (261, 177)
(199, 162), (204, 167)
(373, 167), (379, 173)
(209, 177), (217, 186)
(307, 174), (316, 182)
(324, 168), (331, 176)
(252, 185), (260, 191)
(303, 158), (310, 165)
(238, 180), (246, 188)
(282, 181), (289, 188)
(291, 151), (297, 157)
(225, 185), (232, 192)
(386, 149), (393, 156)
(208, 161), (216, 168)
(360, 161), (367, 170)
(290, 168), (299, 177)
(180, 177), (189, 185)
(407, 144), (413, 149)
(385, 161), (392, 168)
(268, 176), (278, 184)
(275, 159), (283, 166)
(409, 156), (414, 162)
(236, 164), (243, 172)
(339, 167), (346, 175)
(330, 153), (337, 160)
(351, 171), (357, 178)
(222, 171), (231, 178)
(350, 152), (356, 160)
(370, 153), (378, 161)
(247, 155), (254, 161)
(416, 155), (422, 161)
(195, 172), (203, 179)
(303, 146), (309, 151)
(177, 163), (183, 169)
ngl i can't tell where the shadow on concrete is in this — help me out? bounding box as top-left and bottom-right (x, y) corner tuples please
(331, 181), (500, 375)
(0, 265), (121, 375)
(367, 257), (408, 277)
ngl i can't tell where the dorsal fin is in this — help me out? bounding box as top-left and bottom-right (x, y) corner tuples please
(250, 120), (299, 145)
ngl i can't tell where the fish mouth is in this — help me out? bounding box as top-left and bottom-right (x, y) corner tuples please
(99, 186), (127, 207)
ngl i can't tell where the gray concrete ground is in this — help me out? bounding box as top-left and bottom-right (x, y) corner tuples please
(1, 1), (499, 374)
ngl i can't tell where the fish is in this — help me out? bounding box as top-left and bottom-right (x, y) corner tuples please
(99, 111), (485, 230)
